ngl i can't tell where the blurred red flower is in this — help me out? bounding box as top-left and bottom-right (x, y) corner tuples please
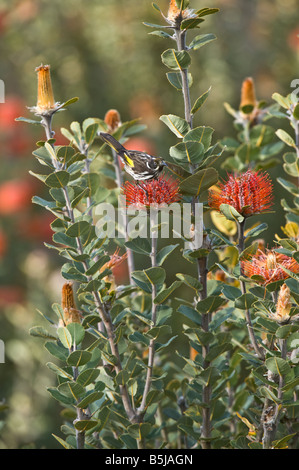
(0, 229), (7, 257)
(0, 286), (24, 306)
(0, 96), (25, 130)
(208, 170), (273, 218)
(0, 179), (36, 215)
(125, 137), (156, 156)
(17, 212), (54, 242)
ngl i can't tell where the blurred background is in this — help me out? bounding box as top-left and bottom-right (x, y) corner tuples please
(0, 0), (298, 448)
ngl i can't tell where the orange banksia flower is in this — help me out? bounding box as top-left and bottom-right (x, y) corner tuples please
(104, 109), (121, 132)
(29, 64), (61, 116)
(240, 77), (257, 110)
(167, 0), (195, 25)
(241, 249), (299, 286)
(123, 175), (181, 208)
(61, 281), (81, 325)
(208, 170), (273, 218)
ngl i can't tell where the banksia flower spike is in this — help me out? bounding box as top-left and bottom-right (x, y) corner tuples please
(167, 0), (196, 26)
(122, 175), (181, 209)
(208, 169), (273, 218)
(29, 64), (61, 116)
(61, 281), (81, 325)
(241, 249), (299, 286)
(104, 109), (122, 132)
(240, 77), (257, 111)
(272, 283), (292, 324)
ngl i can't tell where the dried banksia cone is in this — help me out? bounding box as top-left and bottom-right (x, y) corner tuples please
(61, 282), (81, 325)
(240, 77), (257, 110)
(104, 109), (121, 132)
(275, 283), (292, 323)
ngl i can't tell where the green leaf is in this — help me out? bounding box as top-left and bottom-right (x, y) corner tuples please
(84, 123), (99, 146)
(45, 342), (68, 361)
(176, 273), (202, 292)
(293, 103), (299, 120)
(67, 350), (92, 367)
(196, 296), (227, 314)
(71, 187), (90, 209)
(277, 177), (299, 197)
(57, 327), (73, 349)
(161, 49), (191, 71)
(76, 368), (101, 387)
(143, 267), (166, 286)
(29, 326), (57, 341)
(178, 305), (201, 325)
(205, 343), (233, 362)
(59, 97), (79, 109)
(159, 114), (190, 138)
(46, 362), (73, 380)
(219, 204), (244, 223)
(191, 87), (211, 115)
(74, 420), (98, 432)
(272, 92), (290, 110)
(47, 387), (75, 405)
(67, 323), (85, 346)
(45, 171), (70, 189)
(66, 221), (91, 238)
(179, 167), (218, 196)
(234, 293), (256, 310)
(196, 7), (219, 17)
(189, 34), (216, 50)
(245, 223), (268, 239)
(265, 357), (292, 377)
(166, 71), (193, 90)
(170, 141), (204, 165)
(154, 280), (183, 304)
(183, 126), (214, 150)
(156, 244), (179, 266)
(15, 116), (41, 125)
(276, 129), (296, 148)
(125, 237), (151, 255)
(77, 391), (103, 409)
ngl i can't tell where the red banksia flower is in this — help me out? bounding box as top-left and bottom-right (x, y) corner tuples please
(241, 249), (299, 286)
(208, 170), (273, 218)
(122, 176), (181, 208)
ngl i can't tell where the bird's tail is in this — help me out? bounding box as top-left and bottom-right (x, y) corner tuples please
(100, 132), (126, 155)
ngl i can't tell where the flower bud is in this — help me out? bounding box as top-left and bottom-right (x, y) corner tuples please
(35, 64), (56, 113)
(240, 77), (257, 110)
(275, 283), (291, 323)
(104, 109), (121, 132)
(61, 282), (81, 325)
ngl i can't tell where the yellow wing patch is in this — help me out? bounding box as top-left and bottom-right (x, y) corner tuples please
(123, 153), (135, 168)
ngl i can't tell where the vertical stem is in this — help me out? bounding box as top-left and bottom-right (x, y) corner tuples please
(237, 220), (264, 360)
(198, 256), (212, 449)
(137, 212), (158, 418)
(175, 28), (193, 128)
(71, 343), (86, 449)
(262, 338), (286, 448)
(111, 148), (135, 279)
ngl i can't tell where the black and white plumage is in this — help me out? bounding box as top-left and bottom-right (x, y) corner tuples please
(100, 132), (167, 182)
